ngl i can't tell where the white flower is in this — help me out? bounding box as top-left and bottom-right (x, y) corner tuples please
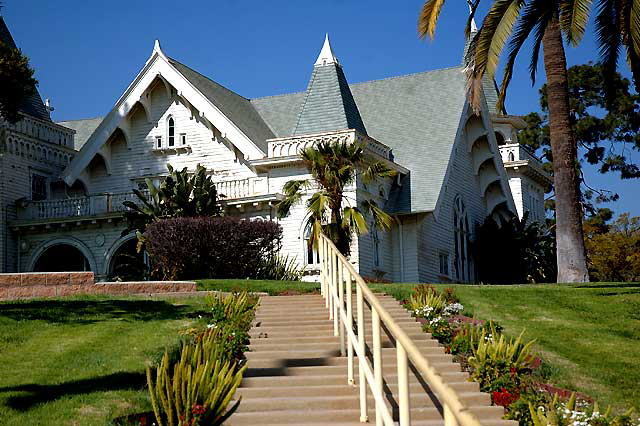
(443, 303), (464, 315)
(207, 323), (217, 329)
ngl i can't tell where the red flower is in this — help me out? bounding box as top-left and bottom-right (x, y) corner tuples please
(509, 367), (518, 378)
(492, 388), (519, 407)
(191, 403), (207, 416)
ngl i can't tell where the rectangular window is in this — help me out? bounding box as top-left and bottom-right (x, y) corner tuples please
(180, 133), (187, 145)
(31, 174), (47, 201)
(156, 136), (162, 148)
(439, 252), (449, 276)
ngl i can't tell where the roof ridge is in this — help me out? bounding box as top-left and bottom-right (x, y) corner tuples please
(57, 116), (103, 123)
(168, 56), (251, 102)
(251, 65), (464, 102)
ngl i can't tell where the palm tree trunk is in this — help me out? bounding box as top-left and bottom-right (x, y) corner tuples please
(542, 16), (589, 283)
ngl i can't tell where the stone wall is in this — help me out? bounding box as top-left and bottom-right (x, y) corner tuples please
(0, 272), (196, 300)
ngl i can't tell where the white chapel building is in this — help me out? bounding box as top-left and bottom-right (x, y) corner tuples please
(0, 17), (551, 282)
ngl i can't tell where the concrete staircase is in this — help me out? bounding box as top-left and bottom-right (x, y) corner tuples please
(230, 294), (514, 426)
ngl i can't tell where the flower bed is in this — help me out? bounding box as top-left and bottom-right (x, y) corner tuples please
(403, 285), (640, 426)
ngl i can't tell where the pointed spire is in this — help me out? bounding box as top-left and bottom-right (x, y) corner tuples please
(468, 2), (478, 34)
(292, 35), (366, 136)
(153, 39), (168, 60)
(314, 34), (339, 66)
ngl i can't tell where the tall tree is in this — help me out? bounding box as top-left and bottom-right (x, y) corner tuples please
(420, 1), (582, 282)
(519, 63), (640, 215)
(276, 141), (396, 257)
(0, 7), (38, 123)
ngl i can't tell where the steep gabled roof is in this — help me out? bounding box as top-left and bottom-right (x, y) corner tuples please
(0, 16), (51, 122)
(292, 36), (367, 136)
(252, 66), (468, 213)
(168, 58), (274, 151)
(57, 117), (103, 150)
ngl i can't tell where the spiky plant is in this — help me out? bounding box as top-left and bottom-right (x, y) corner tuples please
(276, 141), (397, 256)
(146, 329), (246, 426)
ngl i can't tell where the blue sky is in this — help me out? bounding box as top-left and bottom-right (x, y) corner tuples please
(3, 0), (638, 217)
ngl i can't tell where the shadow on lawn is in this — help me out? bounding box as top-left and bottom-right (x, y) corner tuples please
(0, 299), (203, 324)
(0, 371), (146, 411)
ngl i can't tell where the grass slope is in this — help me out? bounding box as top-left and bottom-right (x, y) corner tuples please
(200, 279), (640, 410)
(0, 295), (208, 425)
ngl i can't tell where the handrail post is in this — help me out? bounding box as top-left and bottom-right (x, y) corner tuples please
(333, 252), (339, 337)
(338, 260), (345, 356)
(345, 268), (354, 384)
(319, 238), (325, 298)
(356, 284), (368, 422)
(372, 309), (383, 426)
(397, 344), (411, 426)
(325, 239), (330, 309)
(328, 246), (333, 314)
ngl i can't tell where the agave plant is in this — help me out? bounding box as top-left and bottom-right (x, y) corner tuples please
(467, 327), (536, 391)
(146, 328), (246, 426)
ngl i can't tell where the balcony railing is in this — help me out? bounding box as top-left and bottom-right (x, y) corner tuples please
(16, 177), (270, 221)
(267, 129), (392, 160)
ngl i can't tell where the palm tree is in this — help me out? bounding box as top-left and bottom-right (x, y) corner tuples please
(419, 0), (588, 282)
(276, 141), (397, 256)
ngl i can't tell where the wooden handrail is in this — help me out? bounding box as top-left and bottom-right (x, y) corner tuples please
(318, 233), (483, 426)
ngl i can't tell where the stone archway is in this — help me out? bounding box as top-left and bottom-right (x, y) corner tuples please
(31, 239), (95, 272)
(105, 236), (148, 281)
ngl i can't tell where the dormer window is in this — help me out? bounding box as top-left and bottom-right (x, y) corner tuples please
(167, 117), (175, 147)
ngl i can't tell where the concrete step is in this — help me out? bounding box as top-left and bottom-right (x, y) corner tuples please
(235, 381), (480, 399)
(248, 337), (441, 353)
(243, 362), (463, 379)
(236, 391), (491, 413)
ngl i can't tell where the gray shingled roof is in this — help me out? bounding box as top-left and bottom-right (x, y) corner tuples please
(169, 58), (274, 152)
(57, 117), (103, 150)
(0, 16), (51, 122)
(251, 67), (468, 213)
(292, 63), (367, 135)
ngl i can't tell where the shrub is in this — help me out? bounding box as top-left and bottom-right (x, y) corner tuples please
(254, 255), (303, 281)
(422, 316), (454, 344)
(144, 217), (282, 280)
(467, 328), (536, 394)
(146, 332), (245, 426)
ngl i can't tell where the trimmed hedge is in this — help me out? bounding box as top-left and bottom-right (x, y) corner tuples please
(144, 217), (282, 280)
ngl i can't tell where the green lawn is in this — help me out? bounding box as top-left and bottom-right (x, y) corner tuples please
(0, 295), (208, 426)
(197, 278), (320, 295)
(200, 279), (640, 411)
(1, 282), (637, 424)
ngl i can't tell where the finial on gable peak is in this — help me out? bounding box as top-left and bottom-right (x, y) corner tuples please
(152, 39), (168, 60)
(314, 33), (339, 66)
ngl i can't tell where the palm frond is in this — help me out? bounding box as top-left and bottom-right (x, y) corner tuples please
(495, 0), (550, 111)
(306, 191), (329, 219)
(276, 179), (311, 218)
(595, 0), (622, 105)
(362, 162), (397, 184)
(418, 0), (446, 40)
(361, 199), (394, 231)
(473, 0), (524, 79)
(342, 206), (369, 235)
(560, 0), (593, 46)
(529, 7), (556, 84)
(465, 0), (481, 38)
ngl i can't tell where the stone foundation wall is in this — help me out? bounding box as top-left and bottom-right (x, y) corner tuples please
(0, 272), (196, 300)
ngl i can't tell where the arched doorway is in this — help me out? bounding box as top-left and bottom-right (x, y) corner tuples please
(33, 244), (91, 272)
(108, 238), (148, 281)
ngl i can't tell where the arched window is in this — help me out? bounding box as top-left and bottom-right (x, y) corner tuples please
(508, 151), (515, 162)
(495, 131), (506, 145)
(372, 224), (380, 267)
(167, 116), (175, 147)
(453, 196), (472, 282)
(303, 221), (319, 265)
